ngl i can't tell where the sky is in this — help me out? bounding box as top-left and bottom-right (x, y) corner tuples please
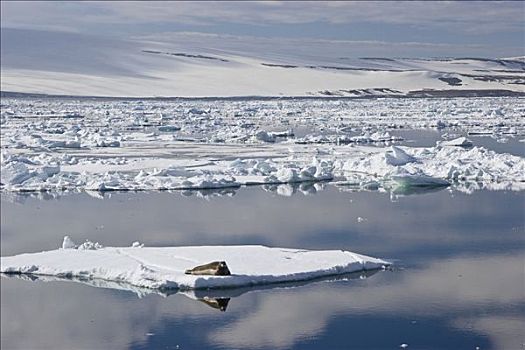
(1, 1), (524, 57)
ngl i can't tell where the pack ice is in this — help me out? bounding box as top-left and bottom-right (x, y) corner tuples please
(1, 97), (524, 195)
(0, 237), (389, 290)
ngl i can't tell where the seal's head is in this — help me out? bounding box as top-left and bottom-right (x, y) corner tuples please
(217, 261), (231, 276)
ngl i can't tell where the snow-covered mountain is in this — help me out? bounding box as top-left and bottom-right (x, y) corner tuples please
(1, 29), (523, 98)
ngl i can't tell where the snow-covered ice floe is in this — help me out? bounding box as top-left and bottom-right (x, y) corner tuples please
(0, 237), (389, 291)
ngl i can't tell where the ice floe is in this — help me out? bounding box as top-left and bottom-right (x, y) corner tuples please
(0, 237), (389, 291)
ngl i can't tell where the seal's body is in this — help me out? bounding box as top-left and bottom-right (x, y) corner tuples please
(184, 261), (231, 276)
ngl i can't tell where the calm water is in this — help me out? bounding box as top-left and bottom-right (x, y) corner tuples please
(393, 130), (525, 157)
(1, 186), (524, 350)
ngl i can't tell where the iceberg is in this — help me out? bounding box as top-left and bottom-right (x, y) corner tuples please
(0, 238), (389, 291)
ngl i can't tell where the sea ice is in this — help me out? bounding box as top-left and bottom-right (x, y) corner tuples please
(0, 237), (389, 291)
(1, 97), (523, 195)
(385, 146), (417, 166)
(62, 236), (77, 249)
(438, 137), (474, 147)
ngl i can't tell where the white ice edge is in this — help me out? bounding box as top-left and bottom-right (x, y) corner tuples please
(0, 243), (390, 291)
(2, 143), (524, 194)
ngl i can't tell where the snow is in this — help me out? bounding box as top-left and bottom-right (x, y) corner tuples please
(1, 29), (524, 97)
(0, 237), (389, 291)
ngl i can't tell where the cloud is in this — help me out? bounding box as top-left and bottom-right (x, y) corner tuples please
(136, 30), (490, 53)
(1, 1), (523, 35)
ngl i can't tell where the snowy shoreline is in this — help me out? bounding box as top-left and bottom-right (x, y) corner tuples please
(3, 90), (524, 100)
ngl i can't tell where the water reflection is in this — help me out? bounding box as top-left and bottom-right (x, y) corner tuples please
(1, 253), (523, 349)
(1, 187), (524, 349)
(198, 297), (230, 312)
(2, 188), (523, 258)
(2, 175), (522, 205)
(2, 269), (379, 312)
(204, 254), (523, 350)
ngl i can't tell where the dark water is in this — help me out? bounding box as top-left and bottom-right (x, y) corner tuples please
(1, 186), (524, 350)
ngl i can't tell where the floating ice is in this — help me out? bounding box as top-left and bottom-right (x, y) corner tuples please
(385, 146), (417, 166)
(62, 236), (76, 249)
(158, 125), (181, 132)
(0, 238), (389, 291)
(391, 174), (450, 188)
(438, 137), (473, 147)
(1, 97), (523, 194)
(253, 130), (276, 143)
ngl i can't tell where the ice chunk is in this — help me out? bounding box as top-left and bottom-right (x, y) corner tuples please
(41, 165), (60, 178)
(385, 146), (417, 166)
(253, 130), (276, 143)
(77, 240), (103, 250)
(158, 125), (181, 132)
(438, 137), (473, 147)
(276, 168), (300, 183)
(62, 236), (77, 249)
(391, 174), (450, 188)
(181, 175), (239, 190)
(96, 139), (120, 147)
(0, 162), (35, 186)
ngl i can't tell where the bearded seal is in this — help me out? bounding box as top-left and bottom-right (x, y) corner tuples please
(184, 261), (231, 276)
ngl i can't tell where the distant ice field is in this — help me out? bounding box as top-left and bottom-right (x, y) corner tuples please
(1, 96), (524, 195)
